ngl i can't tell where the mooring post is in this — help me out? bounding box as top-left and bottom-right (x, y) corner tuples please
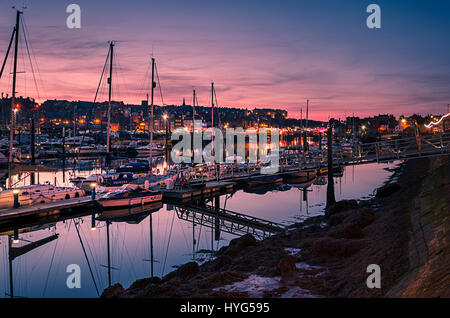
(214, 195), (220, 241)
(326, 125), (336, 209)
(30, 115), (35, 185)
(13, 189), (19, 208)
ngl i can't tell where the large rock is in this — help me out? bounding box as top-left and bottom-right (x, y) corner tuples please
(376, 182), (401, 198)
(325, 200), (358, 217)
(217, 234), (257, 257)
(100, 283), (124, 298)
(128, 277), (161, 290)
(177, 261), (199, 278)
(163, 261), (199, 282)
(279, 256), (297, 281)
(313, 237), (364, 258)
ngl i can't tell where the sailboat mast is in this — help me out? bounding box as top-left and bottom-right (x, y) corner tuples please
(149, 57), (155, 173)
(305, 99), (309, 129)
(8, 10), (22, 188)
(300, 107), (303, 129)
(193, 89), (196, 121)
(211, 82), (214, 128)
(106, 41), (114, 153)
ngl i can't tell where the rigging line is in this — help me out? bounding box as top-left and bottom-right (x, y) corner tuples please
(0, 26), (15, 80)
(177, 216), (191, 251)
(161, 212), (175, 277)
(114, 53), (132, 104)
(22, 17), (47, 101)
(41, 238), (58, 297)
(19, 32), (26, 97)
(159, 209), (171, 265)
(120, 226), (138, 280)
(78, 219), (103, 288)
(196, 222), (202, 253)
(213, 87), (221, 127)
(21, 17), (41, 102)
(134, 60), (151, 105)
(74, 220), (100, 296)
(154, 62), (165, 106)
(78, 46), (110, 157)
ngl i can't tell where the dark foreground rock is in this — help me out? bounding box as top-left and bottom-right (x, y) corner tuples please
(103, 157), (450, 298)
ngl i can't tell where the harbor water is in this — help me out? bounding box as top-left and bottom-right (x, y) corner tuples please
(0, 160), (396, 297)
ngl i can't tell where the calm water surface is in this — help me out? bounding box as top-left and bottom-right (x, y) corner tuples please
(0, 160), (396, 297)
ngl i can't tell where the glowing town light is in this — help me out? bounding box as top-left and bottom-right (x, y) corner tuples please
(424, 112), (450, 129)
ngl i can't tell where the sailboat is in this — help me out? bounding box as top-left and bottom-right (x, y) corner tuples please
(97, 184), (162, 209)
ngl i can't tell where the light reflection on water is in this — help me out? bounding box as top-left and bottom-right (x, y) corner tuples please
(0, 161), (396, 298)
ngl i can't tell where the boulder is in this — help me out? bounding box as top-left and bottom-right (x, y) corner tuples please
(313, 237), (364, 258)
(279, 256), (297, 281)
(100, 283), (124, 298)
(376, 182), (401, 198)
(217, 234), (257, 257)
(325, 200), (358, 217)
(177, 261), (199, 278)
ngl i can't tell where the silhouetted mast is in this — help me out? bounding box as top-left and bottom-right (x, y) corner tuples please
(106, 41), (114, 153)
(211, 82), (214, 128)
(149, 57), (155, 173)
(8, 10), (22, 188)
(193, 89), (196, 121)
(305, 99), (309, 129)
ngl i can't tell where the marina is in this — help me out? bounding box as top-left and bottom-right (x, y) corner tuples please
(0, 1), (448, 301)
(0, 162), (396, 297)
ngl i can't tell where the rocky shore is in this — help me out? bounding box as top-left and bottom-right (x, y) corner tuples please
(102, 157), (449, 298)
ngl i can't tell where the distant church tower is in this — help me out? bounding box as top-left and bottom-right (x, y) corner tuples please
(182, 97), (186, 106)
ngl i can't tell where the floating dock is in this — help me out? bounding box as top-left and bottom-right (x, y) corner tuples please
(0, 196), (101, 230)
(160, 181), (236, 202)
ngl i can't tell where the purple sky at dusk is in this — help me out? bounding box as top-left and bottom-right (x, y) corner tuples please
(1, 0), (449, 121)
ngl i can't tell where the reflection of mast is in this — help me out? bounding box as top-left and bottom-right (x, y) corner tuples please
(149, 213), (154, 277)
(192, 222), (196, 261)
(74, 221), (99, 296)
(8, 232), (58, 298)
(106, 220), (111, 287)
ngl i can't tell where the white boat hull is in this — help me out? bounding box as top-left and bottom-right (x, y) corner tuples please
(99, 193), (163, 208)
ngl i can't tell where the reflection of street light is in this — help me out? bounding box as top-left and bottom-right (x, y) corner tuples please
(13, 229), (19, 244)
(91, 214), (96, 231)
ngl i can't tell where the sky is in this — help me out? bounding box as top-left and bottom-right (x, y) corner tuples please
(0, 0), (449, 121)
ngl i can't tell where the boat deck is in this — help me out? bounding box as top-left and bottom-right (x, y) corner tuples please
(0, 196), (97, 222)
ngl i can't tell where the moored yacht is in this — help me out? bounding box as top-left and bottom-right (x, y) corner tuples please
(97, 184), (162, 209)
(0, 184), (85, 210)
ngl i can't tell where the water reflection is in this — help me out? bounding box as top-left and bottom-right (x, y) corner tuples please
(0, 161), (396, 297)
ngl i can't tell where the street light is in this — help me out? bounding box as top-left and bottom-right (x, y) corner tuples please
(90, 182), (97, 201)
